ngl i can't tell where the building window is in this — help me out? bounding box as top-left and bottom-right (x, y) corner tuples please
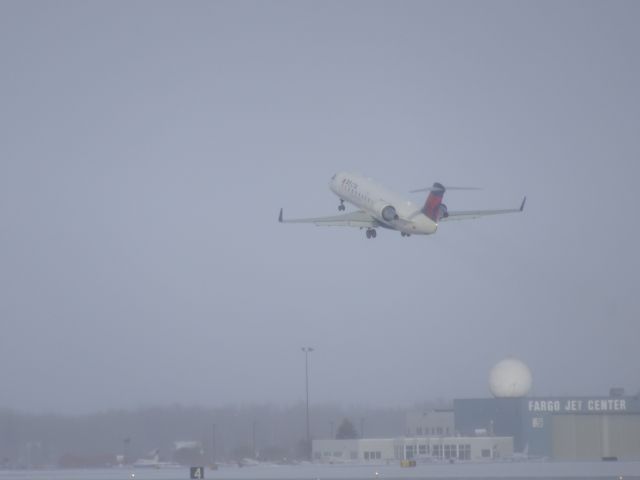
(433, 445), (442, 458)
(350, 451), (357, 460)
(405, 445), (415, 459)
(437, 427), (443, 435)
(458, 445), (470, 460)
(395, 446), (403, 459)
(363, 451), (381, 461)
(333, 452), (342, 457)
(419, 445), (427, 455)
(444, 444), (459, 460)
(481, 449), (491, 458)
(417, 427), (423, 435)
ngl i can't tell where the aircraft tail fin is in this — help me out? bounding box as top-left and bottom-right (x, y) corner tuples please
(422, 183), (447, 221)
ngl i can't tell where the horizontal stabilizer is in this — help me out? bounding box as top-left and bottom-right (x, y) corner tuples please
(441, 196), (527, 222)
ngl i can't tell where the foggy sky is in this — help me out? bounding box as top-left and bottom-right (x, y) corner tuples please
(1, 1), (639, 414)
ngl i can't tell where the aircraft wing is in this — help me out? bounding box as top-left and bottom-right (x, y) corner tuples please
(278, 208), (377, 228)
(440, 197), (526, 222)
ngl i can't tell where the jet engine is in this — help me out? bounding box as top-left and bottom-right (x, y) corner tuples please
(375, 203), (399, 222)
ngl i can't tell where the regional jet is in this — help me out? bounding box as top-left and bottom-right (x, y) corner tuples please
(278, 172), (525, 239)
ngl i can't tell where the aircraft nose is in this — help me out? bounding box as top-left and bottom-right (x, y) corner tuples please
(329, 173), (339, 189)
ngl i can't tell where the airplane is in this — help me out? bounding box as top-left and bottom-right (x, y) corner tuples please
(278, 172), (525, 238)
(132, 449), (181, 469)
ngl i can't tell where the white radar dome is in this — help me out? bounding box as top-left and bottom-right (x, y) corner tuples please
(489, 357), (532, 398)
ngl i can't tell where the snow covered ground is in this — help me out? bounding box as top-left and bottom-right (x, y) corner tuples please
(0, 461), (639, 480)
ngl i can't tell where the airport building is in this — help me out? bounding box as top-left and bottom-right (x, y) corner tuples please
(405, 409), (454, 437)
(313, 358), (640, 463)
(454, 358), (640, 460)
(312, 435), (513, 463)
(454, 393), (640, 460)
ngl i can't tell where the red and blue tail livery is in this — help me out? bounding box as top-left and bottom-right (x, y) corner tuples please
(422, 183), (449, 222)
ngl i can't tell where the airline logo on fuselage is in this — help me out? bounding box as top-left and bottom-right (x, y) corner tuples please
(342, 178), (359, 190)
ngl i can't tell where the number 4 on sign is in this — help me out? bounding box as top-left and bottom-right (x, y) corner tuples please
(190, 466), (204, 479)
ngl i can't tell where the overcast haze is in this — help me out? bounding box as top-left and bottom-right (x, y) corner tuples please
(1, 1), (639, 414)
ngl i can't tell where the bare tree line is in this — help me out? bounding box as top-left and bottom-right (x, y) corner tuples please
(0, 401), (446, 468)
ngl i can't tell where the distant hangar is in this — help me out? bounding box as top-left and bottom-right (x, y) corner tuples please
(455, 392), (640, 460)
(456, 358), (640, 461)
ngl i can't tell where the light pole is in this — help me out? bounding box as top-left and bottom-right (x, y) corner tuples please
(301, 347), (314, 460)
(211, 423), (216, 465)
(123, 437), (130, 465)
(252, 420), (257, 459)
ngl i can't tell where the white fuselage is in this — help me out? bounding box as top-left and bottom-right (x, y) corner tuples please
(329, 172), (438, 235)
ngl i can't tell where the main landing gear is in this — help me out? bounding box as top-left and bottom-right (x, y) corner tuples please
(366, 228), (377, 239)
(401, 232), (411, 237)
(338, 199), (345, 211)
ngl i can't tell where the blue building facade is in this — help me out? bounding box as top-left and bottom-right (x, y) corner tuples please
(454, 395), (640, 459)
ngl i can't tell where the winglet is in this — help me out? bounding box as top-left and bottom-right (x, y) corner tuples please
(520, 196), (527, 212)
(278, 208), (283, 223)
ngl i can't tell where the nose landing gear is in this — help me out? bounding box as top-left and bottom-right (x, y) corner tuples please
(338, 199), (345, 211)
(401, 232), (411, 237)
(366, 229), (377, 239)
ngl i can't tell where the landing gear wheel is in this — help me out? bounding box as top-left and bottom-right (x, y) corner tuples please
(366, 228), (377, 239)
(371, 229), (377, 238)
(338, 199), (345, 211)
(366, 229), (372, 239)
